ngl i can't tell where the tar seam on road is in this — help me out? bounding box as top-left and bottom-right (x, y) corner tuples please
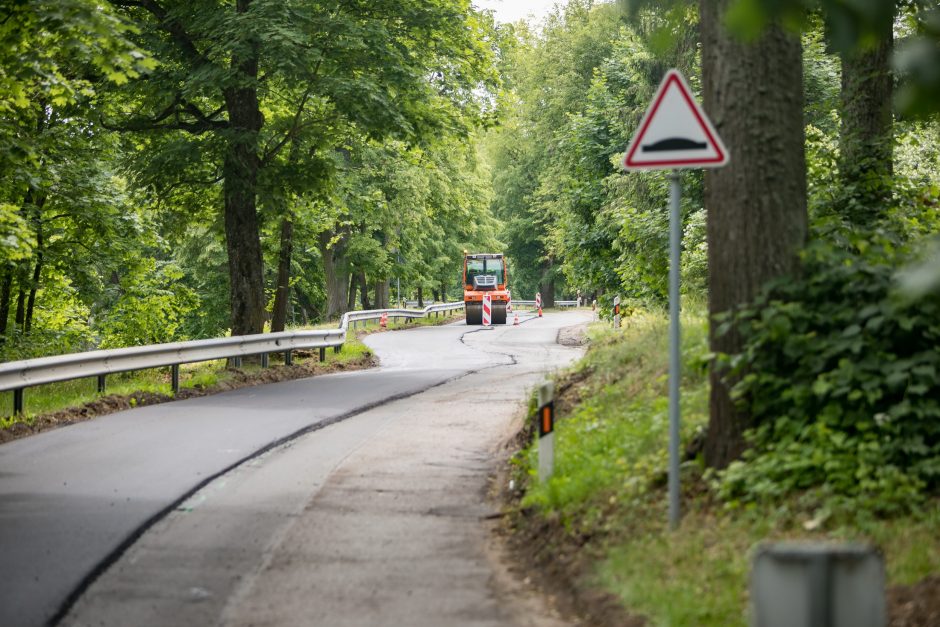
(48, 323), (531, 626)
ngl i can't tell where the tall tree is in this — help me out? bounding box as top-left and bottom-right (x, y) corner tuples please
(700, 0), (809, 468)
(838, 4), (895, 224)
(106, 0), (494, 334)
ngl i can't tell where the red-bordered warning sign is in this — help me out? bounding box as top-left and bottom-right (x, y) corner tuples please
(622, 69), (728, 170)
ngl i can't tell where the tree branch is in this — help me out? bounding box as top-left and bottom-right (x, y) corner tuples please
(260, 60), (324, 165)
(109, 0), (211, 68)
(101, 94), (229, 134)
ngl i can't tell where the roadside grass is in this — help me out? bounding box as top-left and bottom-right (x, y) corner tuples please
(514, 308), (940, 626)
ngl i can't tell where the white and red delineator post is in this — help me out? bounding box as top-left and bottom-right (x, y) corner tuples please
(536, 292), (542, 317)
(482, 294), (492, 327)
(507, 290), (512, 313)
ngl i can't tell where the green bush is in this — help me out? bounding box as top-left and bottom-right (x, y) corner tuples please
(98, 258), (199, 348)
(718, 234), (940, 514)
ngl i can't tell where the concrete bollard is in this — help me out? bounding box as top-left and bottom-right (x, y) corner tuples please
(751, 543), (885, 627)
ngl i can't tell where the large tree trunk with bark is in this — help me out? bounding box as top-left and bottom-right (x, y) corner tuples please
(539, 260), (555, 307)
(318, 231), (348, 319)
(700, 0), (808, 469)
(839, 18), (894, 225)
(374, 280), (389, 309)
(270, 216), (293, 333)
(222, 0), (265, 337)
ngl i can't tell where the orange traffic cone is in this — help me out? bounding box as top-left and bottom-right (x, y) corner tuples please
(513, 313), (519, 326)
(538, 307), (543, 318)
(380, 311), (388, 328)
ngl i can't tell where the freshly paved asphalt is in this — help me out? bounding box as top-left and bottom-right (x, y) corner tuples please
(0, 311), (586, 626)
(0, 318), (487, 626)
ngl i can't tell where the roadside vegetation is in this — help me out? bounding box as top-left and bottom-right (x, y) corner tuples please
(493, 2), (940, 623)
(512, 311), (940, 625)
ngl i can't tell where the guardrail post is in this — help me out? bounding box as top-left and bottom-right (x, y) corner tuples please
(233, 356), (242, 368)
(319, 347), (326, 362)
(261, 353), (269, 368)
(284, 350), (292, 366)
(334, 344), (342, 354)
(13, 388), (24, 415)
(97, 375), (106, 394)
(171, 365), (180, 394)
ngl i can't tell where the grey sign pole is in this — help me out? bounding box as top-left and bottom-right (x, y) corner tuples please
(668, 170), (682, 530)
(621, 68), (729, 531)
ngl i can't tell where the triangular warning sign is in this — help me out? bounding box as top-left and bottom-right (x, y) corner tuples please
(622, 69), (728, 170)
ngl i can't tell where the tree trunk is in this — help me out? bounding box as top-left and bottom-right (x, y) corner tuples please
(374, 280), (389, 309)
(700, 0), (808, 469)
(417, 285), (424, 307)
(347, 272), (357, 311)
(358, 272), (371, 310)
(432, 288), (441, 303)
(539, 261), (555, 307)
(24, 196), (45, 335)
(25, 232), (43, 335)
(14, 284), (26, 331)
(0, 268), (11, 338)
(222, 0), (265, 337)
(318, 231), (348, 319)
(440, 280), (447, 303)
(839, 18), (894, 225)
(270, 216), (293, 333)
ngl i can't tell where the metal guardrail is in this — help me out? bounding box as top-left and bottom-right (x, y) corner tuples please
(0, 302), (465, 415)
(341, 302), (464, 329)
(512, 300), (580, 308)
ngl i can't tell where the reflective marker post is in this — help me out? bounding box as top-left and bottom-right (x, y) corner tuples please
(537, 381), (555, 482)
(667, 171), (682, 530)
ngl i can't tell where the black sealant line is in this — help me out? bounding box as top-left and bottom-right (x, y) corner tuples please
(48, 319), (544, 626)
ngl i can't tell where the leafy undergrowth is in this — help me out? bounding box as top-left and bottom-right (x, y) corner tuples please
(509, 308), (940, 626)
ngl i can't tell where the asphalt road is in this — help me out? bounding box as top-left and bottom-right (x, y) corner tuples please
(1, 311), (590, 626)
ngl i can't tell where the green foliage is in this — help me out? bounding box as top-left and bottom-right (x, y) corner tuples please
(718, 235), (940, 513)
(98, 259), (198, 348)
(725, 0), (940, 118)
(486, 2), (703, 304)
(520, 309), (710, 522)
